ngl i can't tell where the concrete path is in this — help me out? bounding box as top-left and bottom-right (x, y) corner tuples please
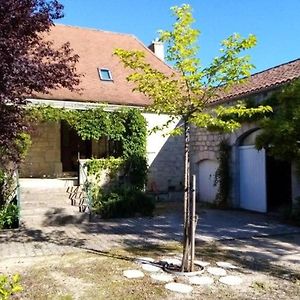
(1, 207), (299, 260)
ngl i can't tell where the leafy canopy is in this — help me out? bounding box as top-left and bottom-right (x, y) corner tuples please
(115, 4), (271, 132)
(0, 0), (80, 168)
(256, 79), (300, 166)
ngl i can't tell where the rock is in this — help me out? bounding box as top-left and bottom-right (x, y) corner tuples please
(161, 258), (181, 266)
(216, 261), (238, 269)
(123, 270), (144, 279)
(189, 276), (214, 285)
(165, 282), (193, 294)
(207, 267), (227, 276)
(194, 260), (210, 267)
(219, 275), (243, 285)
(141, 264), (161, 272)
(151, 273), (174, 282)
(136, 257), (155, 263)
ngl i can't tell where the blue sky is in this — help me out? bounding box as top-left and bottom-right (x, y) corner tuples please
(59, 0), (300, 73)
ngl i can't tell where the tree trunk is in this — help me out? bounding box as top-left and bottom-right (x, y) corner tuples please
(181, 121), (197, 273)
(181, 120), (191, 272)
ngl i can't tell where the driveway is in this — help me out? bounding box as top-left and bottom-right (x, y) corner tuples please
(0, 206), (299, 260)
(197, 209), (300, 241)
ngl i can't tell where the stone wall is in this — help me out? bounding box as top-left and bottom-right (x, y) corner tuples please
(20, 122), (62, 178)
(190, 122), (260, 206)
(143, 113), (184, 193)
(20, 114), (185, 192)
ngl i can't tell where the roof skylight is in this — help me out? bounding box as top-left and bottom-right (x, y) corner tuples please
(98, 68), (113, 81)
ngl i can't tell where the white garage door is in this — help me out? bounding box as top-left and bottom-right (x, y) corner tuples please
(239, 145), (267, 212)
(198, 160), (218, 203)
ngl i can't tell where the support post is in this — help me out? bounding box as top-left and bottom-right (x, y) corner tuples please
(190, 174), (196, 271)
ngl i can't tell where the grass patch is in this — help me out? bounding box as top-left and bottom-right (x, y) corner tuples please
(4, 238), (300, 300)
(17, 252), (168, 300)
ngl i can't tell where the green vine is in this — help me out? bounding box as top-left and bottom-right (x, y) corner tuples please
(214, 140), (231, 208)
(86, 157), (124, 174)
(256, 79), (300, 173)
(26, 105), (148, 189)
(85, 157), (124, 180)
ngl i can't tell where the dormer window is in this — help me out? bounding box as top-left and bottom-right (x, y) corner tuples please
(98, 68), (113, 81)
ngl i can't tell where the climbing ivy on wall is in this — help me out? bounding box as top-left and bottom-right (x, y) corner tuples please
(27, 105), (148, 188)
(214, 140), (231, 208)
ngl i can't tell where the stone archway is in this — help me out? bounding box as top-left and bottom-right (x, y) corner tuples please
(237, 129), (292, 212)
(238, 134), (267, 212)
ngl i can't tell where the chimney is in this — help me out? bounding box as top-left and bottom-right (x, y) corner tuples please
(148, 39), (164, 61)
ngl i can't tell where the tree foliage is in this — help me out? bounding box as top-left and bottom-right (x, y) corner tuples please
(256, 79), (300, 168)
(0, 0), (80, 168)
(115, 4), (271, 272)
(115, 4), (271, 130)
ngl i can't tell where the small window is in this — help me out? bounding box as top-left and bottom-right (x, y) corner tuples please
(98, 68), (113, 81)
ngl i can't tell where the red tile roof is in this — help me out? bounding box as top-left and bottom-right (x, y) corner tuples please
(33, 24), (174, 106)
(213, 58), (300, 103)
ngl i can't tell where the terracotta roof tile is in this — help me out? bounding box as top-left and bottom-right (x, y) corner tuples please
(33, 24), (174, 106)
(213, 58), (300, 103)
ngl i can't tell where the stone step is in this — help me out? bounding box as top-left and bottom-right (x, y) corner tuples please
(21, 188), (71, 194)
(19, 178), (78, 188)
(21, 206), (79, 216)
(21, 195), (70, 202)
(19, 178), (88, 226)
(21, 212), (89, 227)
(21, 199), (71, 207)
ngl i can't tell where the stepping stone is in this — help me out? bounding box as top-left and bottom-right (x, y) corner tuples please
(136, 257), (155, 263)
(189, 276), (214, 285)
(123, 270), (144, 279)
(165, 282), (193, 294)
(161, 258), (181, 266)
(216, 261), (238, 269)
(150, 273), (174, 282)
(219, 275), (243, 285)
(194, 260), (210, 267)
(207, 267), (227, 276)
(141, 264), (161, 272)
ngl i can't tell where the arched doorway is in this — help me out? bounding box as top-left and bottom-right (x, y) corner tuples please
(239, 129), (267, 212)
(238, 129), (292, 212)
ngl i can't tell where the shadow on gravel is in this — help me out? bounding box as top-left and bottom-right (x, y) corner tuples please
(0, 226), (86, 248)
(195, 234), (300, 281)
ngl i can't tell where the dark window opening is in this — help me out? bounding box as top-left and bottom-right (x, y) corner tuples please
(61, 121), (92, 172)
(108, 139), (123, 157)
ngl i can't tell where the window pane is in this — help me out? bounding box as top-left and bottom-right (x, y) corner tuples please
(99, 69), (112, 81)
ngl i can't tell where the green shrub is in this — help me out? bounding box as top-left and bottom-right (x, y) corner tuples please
(93, 186), (155, 219)
(0, 274), (22, 300)
(0, 203), (19, 229)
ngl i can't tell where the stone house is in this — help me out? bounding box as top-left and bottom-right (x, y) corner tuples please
(190, 58), (300, 213)
(21, 24), (184, 193)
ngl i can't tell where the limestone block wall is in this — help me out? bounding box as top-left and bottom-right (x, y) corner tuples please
(190, 123), (259, 206)
(143, 113), (184, 193)
(20, 122), (62, 178)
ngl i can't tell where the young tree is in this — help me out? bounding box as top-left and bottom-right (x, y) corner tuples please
(115, 4), (271, 272)
(0, 0), (80, 169)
